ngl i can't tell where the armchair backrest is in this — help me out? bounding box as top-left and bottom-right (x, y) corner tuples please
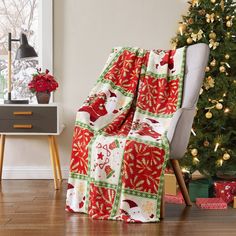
(181, 43), (210, 109)
(167, 43), (210, 159)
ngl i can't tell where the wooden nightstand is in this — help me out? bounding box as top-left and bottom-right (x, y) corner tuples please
(0, 103), (64, 190)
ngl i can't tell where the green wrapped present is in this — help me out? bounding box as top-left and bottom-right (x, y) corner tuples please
(189, 178), (214, 202)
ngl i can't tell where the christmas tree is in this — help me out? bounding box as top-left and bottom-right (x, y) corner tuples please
(171, 0), (236, 177)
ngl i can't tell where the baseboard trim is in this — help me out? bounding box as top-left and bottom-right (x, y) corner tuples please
(2, 166), (69, 179)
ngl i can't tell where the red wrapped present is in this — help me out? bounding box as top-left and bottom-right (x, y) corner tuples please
(196, 198), (227, 209)
(165, 191), (184, 204)
(214, 181), (236, 204)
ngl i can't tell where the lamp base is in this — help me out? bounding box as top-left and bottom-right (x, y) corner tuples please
(4, 99), (29, 104)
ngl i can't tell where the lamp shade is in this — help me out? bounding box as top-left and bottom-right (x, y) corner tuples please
(15, 33), (38, 60)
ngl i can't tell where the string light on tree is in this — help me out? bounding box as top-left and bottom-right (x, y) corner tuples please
(178, 23), (187, 35)
(224, 108), (230, 113)
(214, 136), (222, 152)
(214, 143), (220, 152)
(226, 20), (233, 27)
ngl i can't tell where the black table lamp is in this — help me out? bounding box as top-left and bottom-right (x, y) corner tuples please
(4, 33), (38, 104)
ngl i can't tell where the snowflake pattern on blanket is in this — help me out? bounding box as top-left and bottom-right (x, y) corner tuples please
(66, 46), (186, 223)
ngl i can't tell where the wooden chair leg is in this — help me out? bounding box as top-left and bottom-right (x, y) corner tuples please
(52, 136), (62, 182)
(170, 159), (192, 206)
(160, 181), (165, 219)
(48, 135), (59, 190)
(0, 135), (6, 181)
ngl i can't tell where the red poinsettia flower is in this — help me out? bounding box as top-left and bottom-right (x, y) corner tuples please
(28, 69), (59, 93)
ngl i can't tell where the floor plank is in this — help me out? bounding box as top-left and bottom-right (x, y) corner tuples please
(0, 180), (235, 236)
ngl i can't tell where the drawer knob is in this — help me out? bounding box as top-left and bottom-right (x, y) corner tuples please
(13, 111), (33, 116)
(13, 124), (33, 129)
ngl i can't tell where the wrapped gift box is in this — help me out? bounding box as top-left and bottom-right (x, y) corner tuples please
(214, 181), (236, 204)
(164, 173), (178, 195)
(165, 191), (184, 204)
(189, 179), (214, 202)
(196, 198), (227, 209)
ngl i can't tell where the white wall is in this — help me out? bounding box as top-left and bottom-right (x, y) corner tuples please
(3, 0), (187, 179)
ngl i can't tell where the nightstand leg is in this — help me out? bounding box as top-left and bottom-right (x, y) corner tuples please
(48, 135), (59, 190)
(52, 136), (62, 182)
(0, 135), (6, 181)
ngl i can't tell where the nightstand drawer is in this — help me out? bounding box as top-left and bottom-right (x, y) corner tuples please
(0, 106), (57, 120)
(0, 119), (57, 133)
(0, 106), (58, 133)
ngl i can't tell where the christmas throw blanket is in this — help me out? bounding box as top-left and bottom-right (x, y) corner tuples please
(66, 46), (186, 223)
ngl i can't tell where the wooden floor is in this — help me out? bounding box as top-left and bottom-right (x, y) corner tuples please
(0, 180), (236, 236)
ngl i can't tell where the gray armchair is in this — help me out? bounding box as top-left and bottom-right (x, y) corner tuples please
(161, 43), (210, 215)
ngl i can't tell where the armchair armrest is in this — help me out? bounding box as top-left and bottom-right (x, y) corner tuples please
(167, 107), (196, 160)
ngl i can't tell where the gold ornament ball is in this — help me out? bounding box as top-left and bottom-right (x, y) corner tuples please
(204, 140), (210, 147)
(187, 37), (193, 44)
(223, 153), (230, 161)
(205, 111), (213, 119)
(219, 66), (226, 73)
(209, 32), (216, 39)
(226, 16), (230, 20)
(191, 148), (198, 157)
(216, 103), (223, 110)
(226, 20), (232, 27)
(210, 59), (216, 67)
(211, 0), (216, 2)
(225, 54), (230, 60)
(205, 66), (210, 72)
